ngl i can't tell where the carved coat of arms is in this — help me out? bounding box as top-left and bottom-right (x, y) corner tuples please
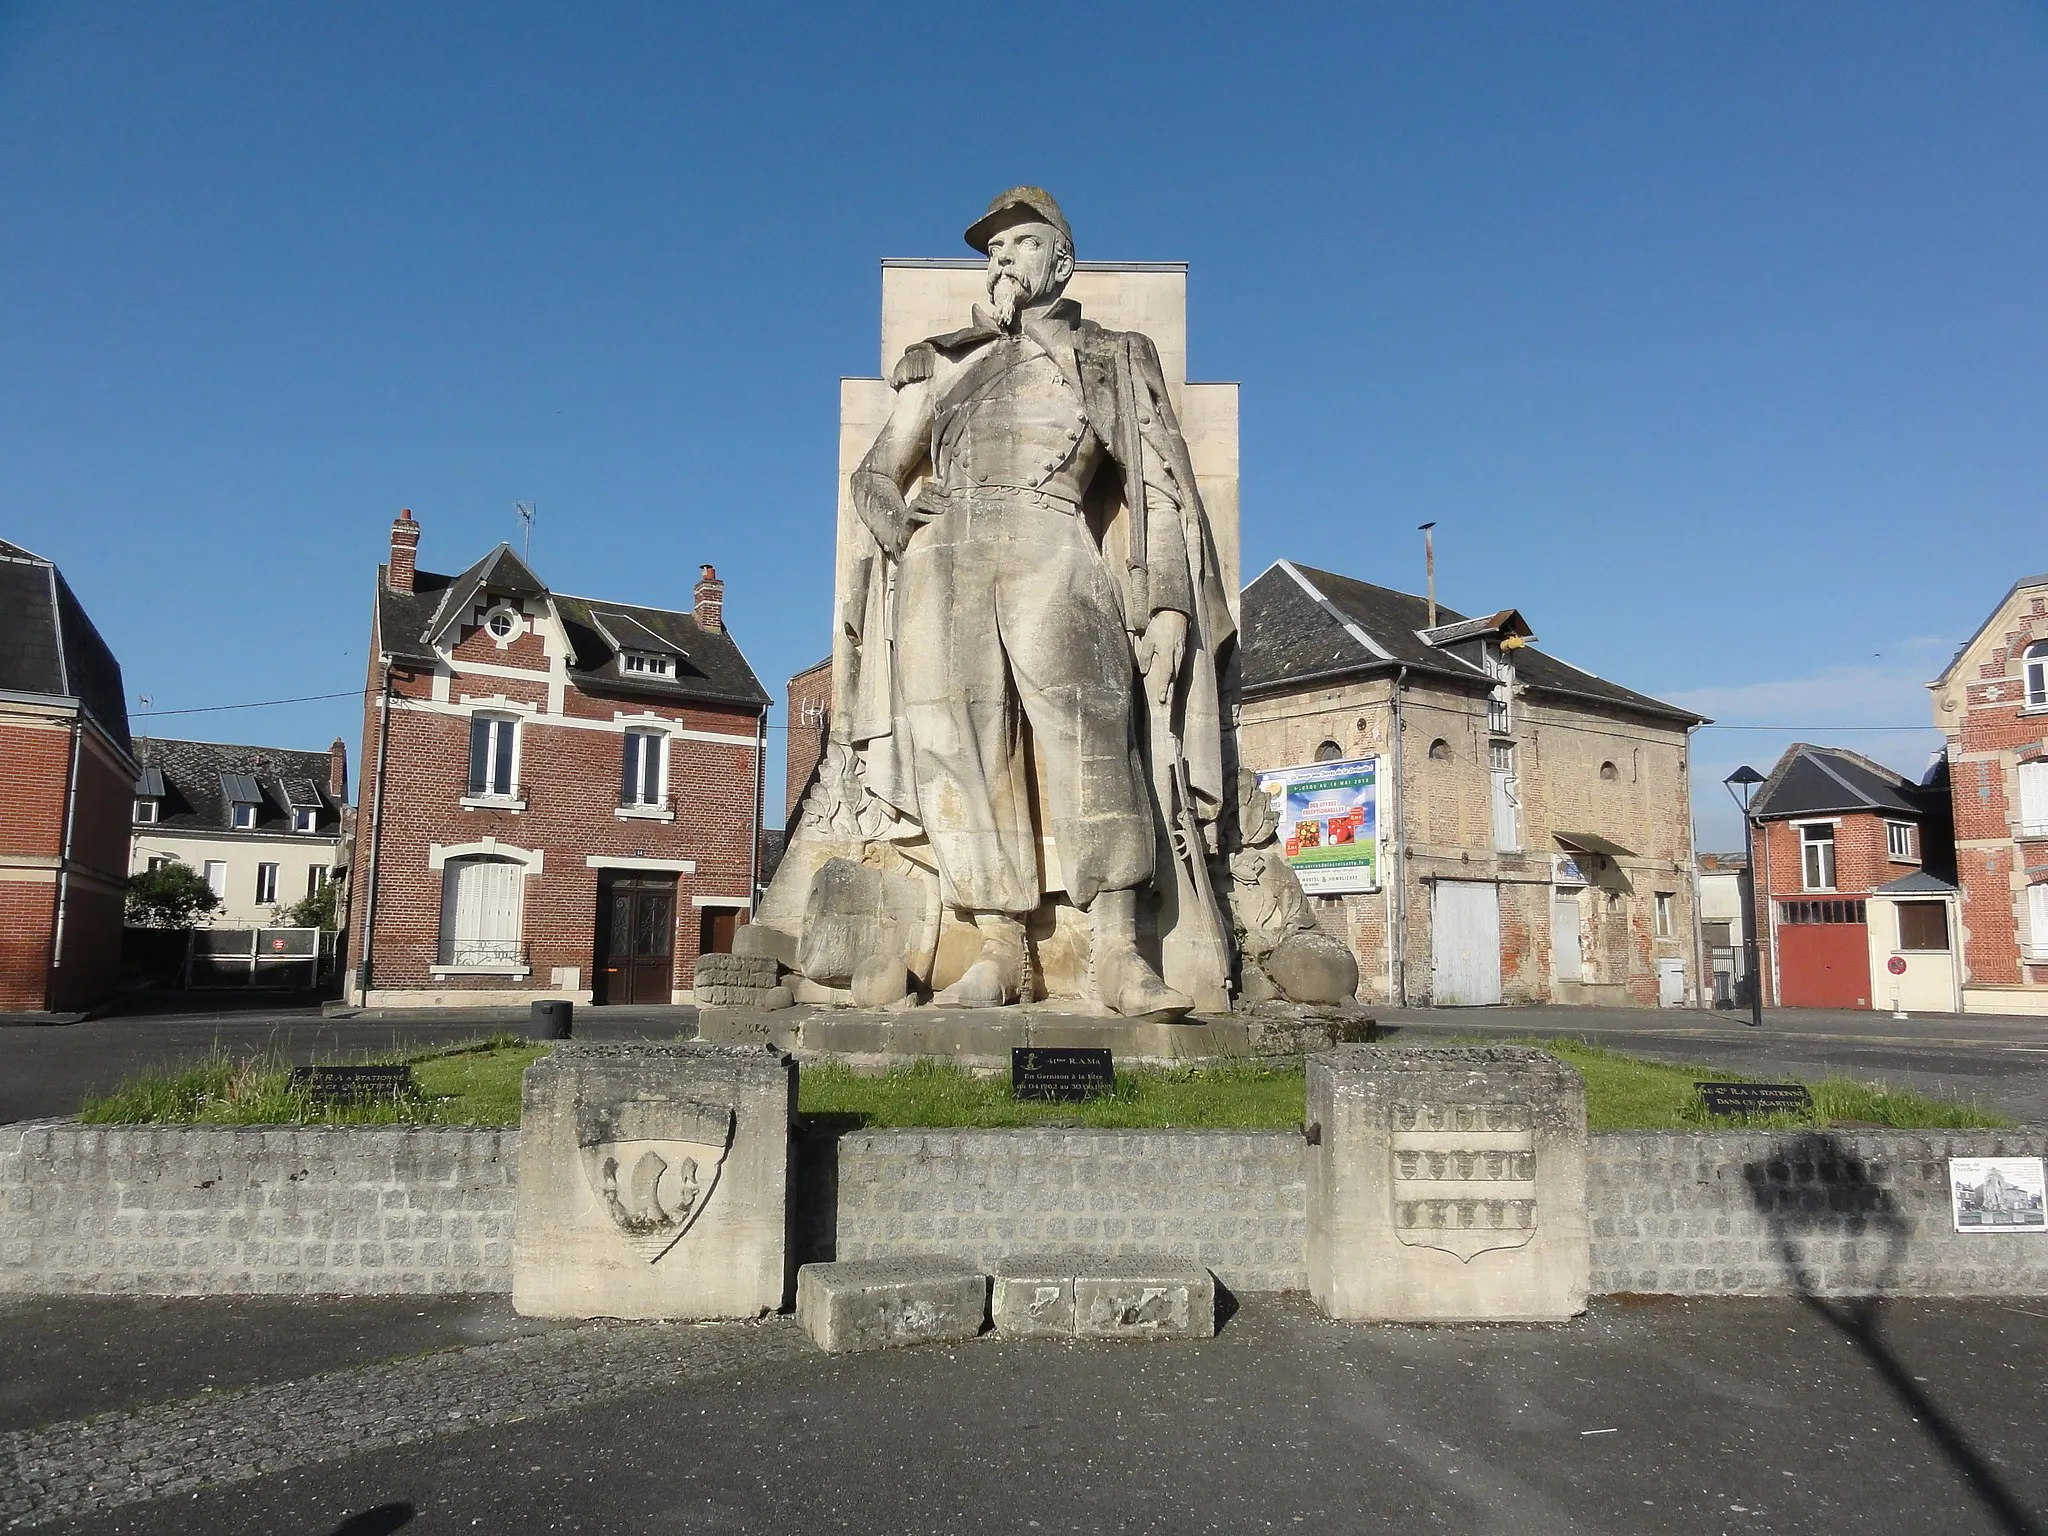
(1390, 1101), (1538, 1262)
(576, 1096), (734, 1264)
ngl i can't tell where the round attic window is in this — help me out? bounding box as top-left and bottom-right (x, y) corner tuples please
(487, 611), (515, 639)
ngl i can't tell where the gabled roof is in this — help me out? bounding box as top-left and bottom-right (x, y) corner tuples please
(373, 549), (769, 711)
(1240, 560), (1702, 724)
(1874, 869), (1958, 895)
(1931, 572), (2048, 687)
(1749, 743), (1922, 821)
(0, 539), (133, 754)
(132, 737), (347, 837)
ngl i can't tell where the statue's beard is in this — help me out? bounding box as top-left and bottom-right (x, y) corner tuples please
(987, 271), (1031, 331)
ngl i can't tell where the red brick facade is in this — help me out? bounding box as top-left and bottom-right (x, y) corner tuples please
(784, 656), (832, 825)
(1750, 807), (1915, 1008)
(347, 516), (767, 1006)
(1934, 576), (2048, 1004)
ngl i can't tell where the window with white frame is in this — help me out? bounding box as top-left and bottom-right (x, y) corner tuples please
(254, 863), (278, 904)
(293, 806), (318, 833)
(1886, 820), (1918, 862)
(133, 798), (158, 823)
(2030, 883), (2048, 960)
(2019, 759), (2048, 839)
(620, 729), (667, 807)
(231, 801), (257, 830)
(467, 713), (518, 797)
(1800, 824), (1837, 891)
(1489, 741), (1519, 852)
(438, 855), (525, 967)
(1654, 892), (1675, 938)
(1482, 646), (1512, 734)
(147, 856), (171, 873)
(2027, 640), (2048, 709)
(306, 865), (329, 899)
(622, 652), (672, 677)
(203, 860), (227, 897)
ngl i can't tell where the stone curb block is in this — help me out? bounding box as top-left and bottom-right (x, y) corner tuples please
(795, 1258), (988, 1352)
(991, 1254), (1216, 1339)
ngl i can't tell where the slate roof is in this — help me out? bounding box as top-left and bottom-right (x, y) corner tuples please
(0, 539), (133, 754)
(1748, 744), (1923, 822)
(1240, 560), (1703, 724)
(375, 544), (769, 710)
(131, 738), (347, 838)
(1874, 869), (1958, 895)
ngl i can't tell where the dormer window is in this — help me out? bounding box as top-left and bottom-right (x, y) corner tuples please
(219, 772), (263, 831)
(487, 611), (514, 639)
(133, 798), (159, 824)
(232, 802), (258, 830)
(293, 806), (319, 833)
(622, 652), (672, 677)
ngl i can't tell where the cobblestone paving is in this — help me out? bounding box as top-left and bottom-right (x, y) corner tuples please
(0, 1314), (811, 1528)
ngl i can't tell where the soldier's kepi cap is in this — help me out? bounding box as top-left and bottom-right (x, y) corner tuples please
(964, 186), (1073, 255)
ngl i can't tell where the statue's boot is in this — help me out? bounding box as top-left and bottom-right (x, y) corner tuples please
(1090, 889), (1194, 1019)
(934, 913), (1026, 1008)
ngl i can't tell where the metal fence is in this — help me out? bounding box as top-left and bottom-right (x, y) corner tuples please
(185, 928), (340, 989)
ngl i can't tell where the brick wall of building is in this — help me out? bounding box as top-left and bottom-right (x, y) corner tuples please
(784, 658), (833, 826)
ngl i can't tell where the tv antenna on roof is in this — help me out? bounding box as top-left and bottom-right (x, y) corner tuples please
(516, 502), (536, 562)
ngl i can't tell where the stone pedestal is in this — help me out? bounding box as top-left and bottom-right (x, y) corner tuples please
(513, 1042), (794, 1320)
(1306, 1045), (1588, 1323)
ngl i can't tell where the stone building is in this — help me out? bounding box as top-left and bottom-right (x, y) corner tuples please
(128, 736), (351, 928)
(346, 512), (770, 1007)
(0, 539), (134, 1017)
(1236, 560), (1703, 1008)
(1743, 743), (1958, 1012)
(1929, 571), (2048, 1015)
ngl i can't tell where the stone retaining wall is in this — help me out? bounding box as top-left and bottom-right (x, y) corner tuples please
(0, 1121), (518, 1296)
(1587, 1129), (2048, 1297)
(7, 1120), (2048, 1299)
(804, 1129), (1310, 1294)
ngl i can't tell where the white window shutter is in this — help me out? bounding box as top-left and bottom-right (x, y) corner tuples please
(2018, 761), (2048, 837)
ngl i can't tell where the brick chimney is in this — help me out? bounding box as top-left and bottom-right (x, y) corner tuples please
(693, 563), (724, 632)
(387, 509), (420, 594)
(327, 737), (348, 802)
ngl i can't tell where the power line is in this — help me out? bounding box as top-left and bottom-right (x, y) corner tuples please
(134, 689), (366, 718)
(1696, 724), (1940, 732)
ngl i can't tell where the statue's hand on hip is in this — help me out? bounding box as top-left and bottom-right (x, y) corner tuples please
(1136, 610), (1189, 706)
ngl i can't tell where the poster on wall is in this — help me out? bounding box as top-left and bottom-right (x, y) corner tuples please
(1949, 1157), (2047, 1232)
(1257, 757), (1380, 894)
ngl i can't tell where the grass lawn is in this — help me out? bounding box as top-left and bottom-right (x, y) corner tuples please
(75, 1034), (2013, 1133)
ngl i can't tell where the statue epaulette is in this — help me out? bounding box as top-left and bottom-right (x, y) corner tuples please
(890, 342), (936, 389)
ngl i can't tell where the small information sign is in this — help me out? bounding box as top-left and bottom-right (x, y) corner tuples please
(1695, 1081), (1813, 1119)
(1011, 1047), (1115, 1103)
(288, 1065), (415, 1105)
(1950, 1157), (2047, 1232)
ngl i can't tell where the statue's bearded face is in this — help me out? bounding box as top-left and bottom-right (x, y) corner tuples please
(984, 218), (1072, 330)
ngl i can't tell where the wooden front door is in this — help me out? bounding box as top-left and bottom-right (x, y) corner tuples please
(598, 874), (677, 1005)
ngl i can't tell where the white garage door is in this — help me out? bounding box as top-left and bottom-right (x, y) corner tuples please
(1433, 880), (1502, 1007)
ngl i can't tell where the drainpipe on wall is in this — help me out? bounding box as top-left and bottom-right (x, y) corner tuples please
(1685, 724), (1707, 1009)
(750, 705), (767, 911)
(47, 717), (83, 996)
(355, 660), (394, 1005)
(1390, 666), (1410, 1008)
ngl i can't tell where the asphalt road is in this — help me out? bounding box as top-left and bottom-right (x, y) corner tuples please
(9, 1292), (2047, 1534)
(6, 996), (2047, 1125)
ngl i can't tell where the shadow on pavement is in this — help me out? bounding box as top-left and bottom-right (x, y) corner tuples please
(327, 1503), (414, 1535)
(1745, 1130), (2042, 1536)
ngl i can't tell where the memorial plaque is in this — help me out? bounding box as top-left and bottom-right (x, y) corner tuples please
(1011, 1047), (1115, 1103)
(288, 1064), (414, 1105)
(1696, 1081), (1813, 1119)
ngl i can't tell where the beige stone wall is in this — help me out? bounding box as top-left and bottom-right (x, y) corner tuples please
(1238, 672), (1698, 1008)
(129, 829), (345, 927)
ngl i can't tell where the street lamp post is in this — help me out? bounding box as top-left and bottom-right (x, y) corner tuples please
(1724, 766), (1767, 1029)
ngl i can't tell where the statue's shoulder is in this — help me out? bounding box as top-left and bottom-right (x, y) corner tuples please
(1073, 319), (1164, 370)
(890, 325), (995, 389)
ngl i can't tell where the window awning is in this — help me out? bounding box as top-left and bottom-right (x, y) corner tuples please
(1554, 830), (1635, 859)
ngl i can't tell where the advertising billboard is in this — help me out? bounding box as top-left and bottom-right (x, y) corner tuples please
(1257, 757), (1380, 894)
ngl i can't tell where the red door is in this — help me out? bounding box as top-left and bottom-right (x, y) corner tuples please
(1778, 923), (1871, 1008)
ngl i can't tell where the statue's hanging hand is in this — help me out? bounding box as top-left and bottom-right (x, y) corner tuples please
(1135, 609), (1189, 707)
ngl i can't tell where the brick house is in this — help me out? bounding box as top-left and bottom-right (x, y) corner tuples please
(129, 736), (351, 927)
(1744, 743), (1958, 1012)
(784, 655), (832, 833)
(1929, 571), (2048, 1015)
(0, 539), (135, 1017)
(1236, 561), (1704, 1008)
(347, 512), (770, 1007)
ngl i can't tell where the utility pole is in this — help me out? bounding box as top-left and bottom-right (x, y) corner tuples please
(516, 502), (535, 562)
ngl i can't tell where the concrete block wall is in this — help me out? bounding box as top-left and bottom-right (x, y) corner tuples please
(1588, 1129), (2048, 1297)
(815, 1129), (1310, 1294)
(0, 1122), (519, 1296)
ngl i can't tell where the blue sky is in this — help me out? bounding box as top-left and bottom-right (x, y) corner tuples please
(3, 2), (2041, 849)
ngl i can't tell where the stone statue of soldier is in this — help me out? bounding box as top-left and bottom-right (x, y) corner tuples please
(840, 187), (1236, 1017)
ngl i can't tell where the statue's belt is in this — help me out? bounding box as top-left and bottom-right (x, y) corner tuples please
(925, 481), (1085, 515)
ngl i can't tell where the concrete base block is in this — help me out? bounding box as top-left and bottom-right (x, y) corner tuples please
(1307, 1045), (1589, 1323)
(795, 1258), (988, 1353)
(991, 1255), (1216, 1340)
